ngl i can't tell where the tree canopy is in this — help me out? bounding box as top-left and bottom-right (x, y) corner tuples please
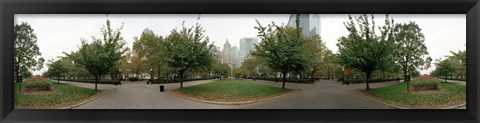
(67, 19), (128, 91)
(252, 14), (314, 89)
(162, 22), (215, 88)
(14, 22), (44, 82)
(336, 14), (395, 90)
(393, 22), (432, 81)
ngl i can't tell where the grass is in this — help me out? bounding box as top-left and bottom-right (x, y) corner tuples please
(171, 79), (291, 102)
(366, 80), (466, 108)
(15, 80), (98, 109)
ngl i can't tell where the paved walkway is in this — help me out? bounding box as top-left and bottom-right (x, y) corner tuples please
(63, 79), (399, 109)
(69, 80), (235, 109)
(437, 79), (466, 86)
(240, 80), (396, 109)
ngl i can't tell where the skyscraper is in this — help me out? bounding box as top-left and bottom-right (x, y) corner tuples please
(221, 39), (240, 69)
(231, 46), (240, 68)
(222, 39), (233, 67)
(239, 37), (259, 65)
(287, 14), (321, 37)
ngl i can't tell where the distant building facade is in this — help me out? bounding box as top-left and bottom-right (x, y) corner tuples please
(221, 39), (239, 69)
(239, 37), (259, 66)
(287, 14), (321, 37)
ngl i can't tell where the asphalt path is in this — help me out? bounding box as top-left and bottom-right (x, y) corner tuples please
(65, 79), (399, 109)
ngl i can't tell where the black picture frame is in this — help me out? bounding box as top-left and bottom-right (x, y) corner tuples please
(1, 0), (478, 122)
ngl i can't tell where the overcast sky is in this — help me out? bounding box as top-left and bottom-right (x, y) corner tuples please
(15, 14), (465, 76)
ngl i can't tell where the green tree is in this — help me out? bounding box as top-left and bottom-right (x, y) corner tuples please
(449, 50), (466, 79)
(408, 68), (421, 78)
(46, 59), (68, 83)
(20, 68), (33, 79)
(336, 14), (395, 90)
(212, 61), (231, 78)
(433, 58), (457, 82)
(253, 14), (312, 89)
(162, 22), (215, 88)
(393, 22), (432, 82)
(67, 20), (128, 91)
(133, 29), (165, 79)
(320, 49), (339, 80)
(302, 35), (327, 79)
(14, 22), (45, 82)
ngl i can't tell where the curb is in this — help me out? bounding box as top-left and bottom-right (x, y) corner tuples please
(360, 91), (466, 109)
(167, 89), (298, 105)
(58, 91), (105, 109)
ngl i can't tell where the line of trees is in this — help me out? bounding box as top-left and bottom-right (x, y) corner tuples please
(238, 14), (433, 90)
(44, 18), (221, 90)
(336, 14), (432, 90)
(430, 49), (466, 82)
(35, 14), (463, 91)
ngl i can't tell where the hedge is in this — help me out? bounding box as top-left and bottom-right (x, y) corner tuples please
(247, 77), (314, 84)
(438, 77), (466, 81)
(57, 79), (121, 85)
(150, 77), (214, 84)
(342, 78), (398, 84)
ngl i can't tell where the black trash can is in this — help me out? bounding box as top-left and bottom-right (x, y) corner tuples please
(160, 85), (164, 92)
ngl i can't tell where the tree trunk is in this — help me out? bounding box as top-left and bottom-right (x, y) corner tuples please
(282, 71), (287, 89)
(403, 65), (407, 82)
(157, 66), (161, 79)
(366, 72), (371, 90)
(327, 68), (330, 80)
(95, 77), (98, 91)
(15, 64), (19, 82)
(58, 76), (60, 83)
(382, 71), (385, 81)
(179, 71), (184, 88)
(445, 74), (447, 82)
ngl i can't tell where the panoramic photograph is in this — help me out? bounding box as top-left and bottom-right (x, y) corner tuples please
(13, 14), (466, 109)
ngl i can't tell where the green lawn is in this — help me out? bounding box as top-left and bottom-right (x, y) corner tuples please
(366, 80), (466, 108)
(15, 80), (98, 109)
(171, 79), (291, 102)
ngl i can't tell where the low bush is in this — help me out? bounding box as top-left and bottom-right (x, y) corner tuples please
(128, 77), (140, 81)
(343, 78), (398, 84)
(22, 81), (52, 92)
(253, 77), (314, 84)
(58, 79), (121, 85)
(150, 77), (214, 84)
(411, 80), (440, 91)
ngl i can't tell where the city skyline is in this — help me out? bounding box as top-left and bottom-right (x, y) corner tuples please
(15, 14), (465, 75)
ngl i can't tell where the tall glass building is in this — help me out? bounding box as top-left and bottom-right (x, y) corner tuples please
(287, 14), (321, 37)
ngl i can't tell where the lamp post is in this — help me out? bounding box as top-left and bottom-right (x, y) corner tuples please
(311, 68), (314, 82)
(406, 73), (410, 92)
(149, 69), (153, 84)
(342, 67), (346, 85)
(119, 70), (122, 81)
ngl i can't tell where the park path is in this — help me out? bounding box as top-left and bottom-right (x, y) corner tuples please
(68, 80), (236, 109)
(62, 79), (399, 109)
(438, 79), (466, 86)
(238, 79), (396, 109)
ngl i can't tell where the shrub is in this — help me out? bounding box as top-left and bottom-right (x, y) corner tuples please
(128, 77), (140, 81)
(28, 76), (47, 81)
(58, 79), (121, 85)
(418, 75), (435, 81)
(254, 77), (314, 84)
(151, 77), (214, 84)
(411, 80), (440, 91)
(22, 81), (52, 92)
(343, 78), (397, 84)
